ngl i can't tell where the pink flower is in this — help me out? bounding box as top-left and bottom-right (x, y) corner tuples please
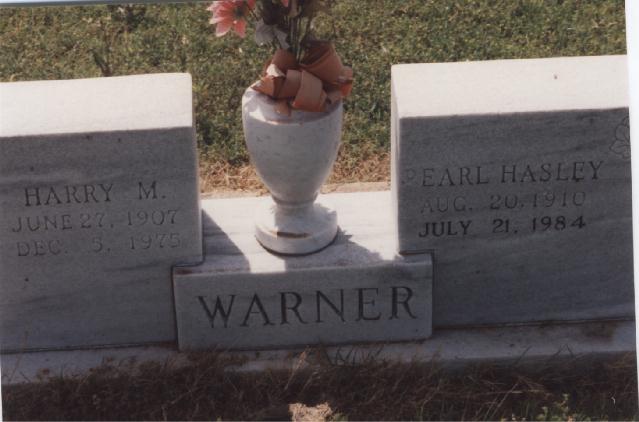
(207, 0), (255, 38)
(281, 0), (289, 6)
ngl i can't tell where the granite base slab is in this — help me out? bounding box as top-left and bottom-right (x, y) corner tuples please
(2, 319), (634, 385)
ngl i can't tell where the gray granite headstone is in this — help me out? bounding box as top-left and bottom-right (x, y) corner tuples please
(0, 73), (203, 351)
(391, 55), (634, 327)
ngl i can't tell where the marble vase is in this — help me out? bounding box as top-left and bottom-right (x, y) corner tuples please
(242, 88), (343, 255)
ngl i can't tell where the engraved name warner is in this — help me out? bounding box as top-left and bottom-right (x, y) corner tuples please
(196, 286), (419, 329)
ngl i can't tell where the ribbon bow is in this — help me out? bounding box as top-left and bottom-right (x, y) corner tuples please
(251, 42), (353, 115)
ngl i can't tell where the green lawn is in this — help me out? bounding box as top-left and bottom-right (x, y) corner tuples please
(0, 0), (628, 185)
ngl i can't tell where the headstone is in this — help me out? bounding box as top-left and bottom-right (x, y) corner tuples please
(173, 192), (432, 351)
(0, 73), (203, 351)
(391, 55), (634, 327)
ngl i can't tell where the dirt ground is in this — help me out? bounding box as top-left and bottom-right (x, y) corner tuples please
(2, 352), (637, 421)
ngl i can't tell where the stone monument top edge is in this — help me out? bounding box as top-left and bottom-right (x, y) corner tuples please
(391, 55), (628, 119)
(0, 73), (193, 138)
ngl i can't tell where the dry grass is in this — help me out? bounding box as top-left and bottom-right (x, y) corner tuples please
(199, 147), (390, 194)
(3, 352), (637, 421)
(199, 158), (265, 194)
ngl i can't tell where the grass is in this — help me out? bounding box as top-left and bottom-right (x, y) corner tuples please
(0, 0), (628, 191)
(3, 352), (637, 420)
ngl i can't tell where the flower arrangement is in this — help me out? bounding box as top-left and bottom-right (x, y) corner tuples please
(207, 0), (353, 115)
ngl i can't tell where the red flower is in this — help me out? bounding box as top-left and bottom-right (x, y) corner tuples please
(207, 0), (255, 38)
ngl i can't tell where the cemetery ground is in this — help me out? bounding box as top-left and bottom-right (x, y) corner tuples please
(3, 352), (638, 421)
(1, 0), (636, 420)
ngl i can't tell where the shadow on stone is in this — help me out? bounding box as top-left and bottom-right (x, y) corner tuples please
(200, 209), (251, 269)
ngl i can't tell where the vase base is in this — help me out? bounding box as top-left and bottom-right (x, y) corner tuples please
(254, 198), (338, 255)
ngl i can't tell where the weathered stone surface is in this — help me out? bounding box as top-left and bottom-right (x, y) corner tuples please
(391, 55), (634, 327)
(0, 74), (202, 351)
(173, 193), (432, 351)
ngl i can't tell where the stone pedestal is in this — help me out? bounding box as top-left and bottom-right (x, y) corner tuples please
(173, 192), (433, 351)
(253, 197), (338, 255)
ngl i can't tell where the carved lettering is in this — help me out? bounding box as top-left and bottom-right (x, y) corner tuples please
(198, 295), (235, 328)
(501, 165), (516, 184)
(403, 168), (417, 185)
(240, 294), (274, 327)
(16, 239), (63, 257)
(417, 161), (604, 189)
(439, 168), (455, 187)
(315, 290), (345, 323)
(418, 220), (472, 238)
(356, 288), (381, 321)
(540, 163), (553, 182)
(499, 161), (604, 184)
(590, 160), (603, 179)
(24, 187), (40, 207)
(138, 181), (158, 200)
(421, 196), (468, 214)
(422, 168), (434, 187)
(44, 187), (63, 206)
(99, 183), (114, 202)
(194, 286), (422, 329)
(390, 287), (417, 320)
(65, 185), (83, 204)
(280, 291), (306, 325)
(420, 166), (490, 187)
(23, 183), (114, 207)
